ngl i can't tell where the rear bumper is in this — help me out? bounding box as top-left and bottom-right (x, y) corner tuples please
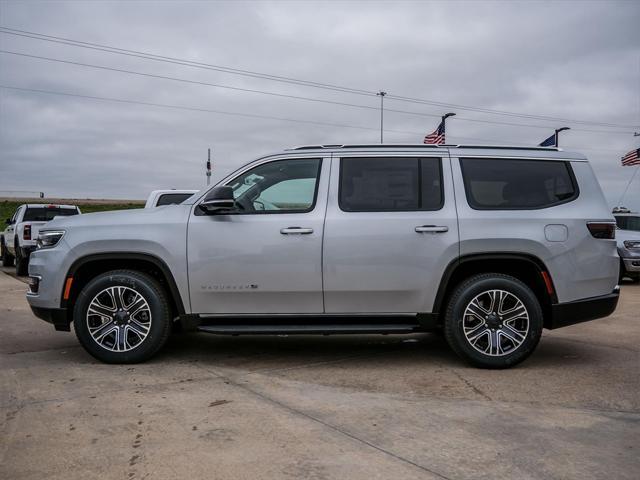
(29, 306), (71, 332)
(549, 287), (619, 329)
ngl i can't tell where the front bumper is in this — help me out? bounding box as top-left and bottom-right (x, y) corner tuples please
(548, 287), (620, 329)
(30, 306), (71, 331)
(622, 258), (640, 274)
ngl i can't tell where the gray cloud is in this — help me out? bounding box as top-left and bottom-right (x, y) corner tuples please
(0, 0), (639, 210)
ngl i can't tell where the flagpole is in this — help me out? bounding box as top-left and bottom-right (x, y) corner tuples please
(554, 127), (570, 147)
(377, 91), (386, 143)
(442, 113), (456, 142)
(616, 165), (640, 208)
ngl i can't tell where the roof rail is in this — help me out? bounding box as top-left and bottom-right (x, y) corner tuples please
(287, 144), (560, 151)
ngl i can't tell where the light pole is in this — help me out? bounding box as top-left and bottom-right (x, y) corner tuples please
(376, 91), (386, 143)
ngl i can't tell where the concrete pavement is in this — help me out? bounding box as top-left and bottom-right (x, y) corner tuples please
(1, 269), (638, 479)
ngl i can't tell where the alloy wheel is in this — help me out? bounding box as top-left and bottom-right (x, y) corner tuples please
(86, 286), (152, 352)
(462, 289), (529, 356)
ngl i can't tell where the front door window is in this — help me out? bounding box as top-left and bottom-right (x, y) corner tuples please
(227, 158), (322, 213)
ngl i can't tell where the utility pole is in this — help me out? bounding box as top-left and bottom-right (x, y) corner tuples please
(206, 148), (212, 186)
(376, 91), (386, 143)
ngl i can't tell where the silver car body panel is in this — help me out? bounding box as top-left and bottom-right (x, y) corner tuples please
(322, 153), (459, 313)
(27, 145), (618, 318)
(28, 206), (192, 312)
(451, 156), (617, 303)
(187, 154), (330, 314)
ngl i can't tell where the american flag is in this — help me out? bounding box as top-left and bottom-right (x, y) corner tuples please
(539, 133), (556, 147)
(424, 119), (446, 144)
(621, 148), (640, 166)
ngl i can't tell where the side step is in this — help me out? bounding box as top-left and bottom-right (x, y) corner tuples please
(197, 323), (422, 335)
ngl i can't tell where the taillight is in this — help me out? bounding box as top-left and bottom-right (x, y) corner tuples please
(24, 225), (31, 240)
(586, 222), (615, 239)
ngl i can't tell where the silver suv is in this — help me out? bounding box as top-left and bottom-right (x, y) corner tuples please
(26, 145), (620, 368)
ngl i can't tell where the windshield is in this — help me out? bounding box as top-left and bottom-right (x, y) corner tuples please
(156, 193), (194, 206)
(615, 215), (640, 232)
(23, 207), (79, 222)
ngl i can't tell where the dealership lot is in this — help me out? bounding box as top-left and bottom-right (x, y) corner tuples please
(0, 268), (638, 480)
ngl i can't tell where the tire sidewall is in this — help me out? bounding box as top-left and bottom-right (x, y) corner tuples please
(73, 271), (170, 363)
(445, 275), (543, 369)
(15, 246), (28, 276)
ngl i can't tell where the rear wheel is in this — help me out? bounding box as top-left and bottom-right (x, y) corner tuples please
(14, 240), (28, 276)
(73, 270), (172, 363)
(1, 239), (14, 267)
(444, 273), (543, 369)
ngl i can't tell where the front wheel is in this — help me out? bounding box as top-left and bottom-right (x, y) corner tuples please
(73, 270), (172, 363)
(444, 273), (543, 369)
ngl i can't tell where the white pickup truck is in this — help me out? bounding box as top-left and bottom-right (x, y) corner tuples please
(1, 204), (81, 275)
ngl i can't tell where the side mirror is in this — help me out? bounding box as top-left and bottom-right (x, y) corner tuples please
(198, 186), (236, 214)
(5, 218), (11, 225)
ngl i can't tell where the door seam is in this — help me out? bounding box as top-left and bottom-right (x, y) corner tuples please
(320, 154), (333, 314)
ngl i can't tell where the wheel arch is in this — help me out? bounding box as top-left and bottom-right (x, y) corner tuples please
(63, 252), (186, 319)
(433, 253), (557, 329)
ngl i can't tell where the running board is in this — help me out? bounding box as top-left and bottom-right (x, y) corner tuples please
(197, 323), (422, 335)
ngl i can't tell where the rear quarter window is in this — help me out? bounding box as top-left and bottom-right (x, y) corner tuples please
(460, 158), (579, 210)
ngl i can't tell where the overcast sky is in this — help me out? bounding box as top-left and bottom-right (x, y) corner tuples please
(0, 0), (639, 210)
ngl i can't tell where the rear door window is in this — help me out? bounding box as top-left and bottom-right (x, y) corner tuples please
(23, 207), (79, 221)
(459, 158), (578, 210)
(339, 157), (443, 212)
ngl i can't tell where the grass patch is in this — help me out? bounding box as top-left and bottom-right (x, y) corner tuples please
(1, 200), (144, 223)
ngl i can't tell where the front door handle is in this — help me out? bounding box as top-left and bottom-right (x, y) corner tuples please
(280, 227), (314, 235)
(415, 225), (449, 233)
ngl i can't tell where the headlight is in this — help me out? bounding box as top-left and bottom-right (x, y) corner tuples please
(37, 230), (66, 249)
(623, 240), (640, 249)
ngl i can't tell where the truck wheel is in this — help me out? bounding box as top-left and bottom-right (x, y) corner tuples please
(14, 241), (28, 276)
(1, 239), (14, 267)
(73, 270), (172, 364)
(444, 273), (543, 369)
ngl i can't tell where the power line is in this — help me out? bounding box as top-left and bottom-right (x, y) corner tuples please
(0, 84), (423, 135)
(0, 49), (635, 135)
(385, 93), (638, 129)
(1, 25), (638, 130)
(0, 84), (630, 154)
(0, 26), (374, 97)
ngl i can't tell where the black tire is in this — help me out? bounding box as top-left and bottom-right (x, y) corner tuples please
(444, 273), (543, 369)
(14, 240), (28, 276)
(1, 239), (14, 267)
(73, 270), (172, 364)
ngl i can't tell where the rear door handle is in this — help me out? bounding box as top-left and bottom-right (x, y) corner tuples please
(280, 227), (314, 235)
(415, 225), (449, 233)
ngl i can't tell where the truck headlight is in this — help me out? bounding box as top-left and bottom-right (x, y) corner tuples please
(623, 240), (640, 249)
(37, 230), (66, 249)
